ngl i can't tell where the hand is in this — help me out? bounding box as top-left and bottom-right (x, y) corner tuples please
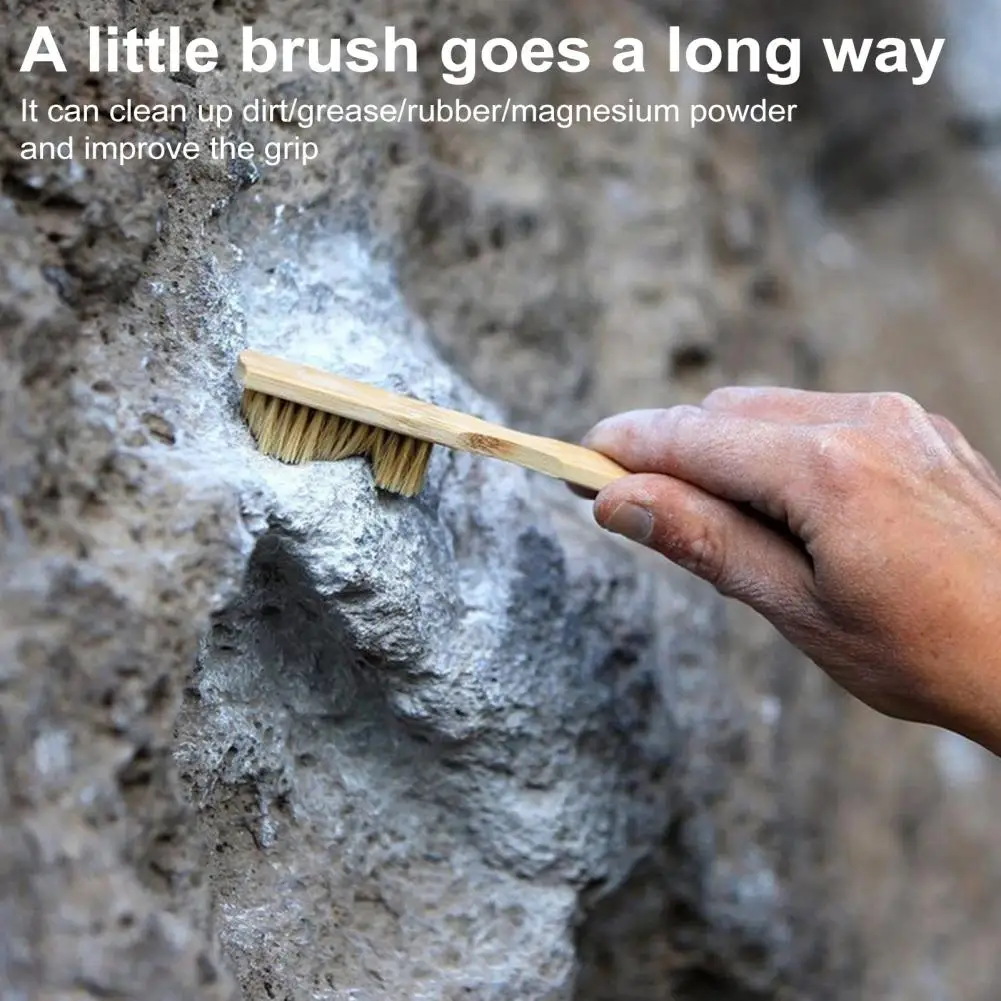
(583, 388), (1001, 754)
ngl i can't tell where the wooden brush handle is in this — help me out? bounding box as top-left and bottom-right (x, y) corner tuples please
(237, 349), (630, 491)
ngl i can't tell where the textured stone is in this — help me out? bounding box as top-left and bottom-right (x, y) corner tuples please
(5, 1), (1001, 1001)
(0, 0), (727, 995)
(171, 220), (723, 999)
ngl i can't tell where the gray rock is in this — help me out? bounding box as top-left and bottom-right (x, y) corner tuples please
(175, 217), (724, 999)
(6, 1), (1001, 1000)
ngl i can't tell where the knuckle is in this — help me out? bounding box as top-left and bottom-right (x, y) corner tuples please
(702, 386), (744, 409)
(871, 391), (923, 423)
(683, 521), (728, 591)
(929, 413), (959, 438)
(928, 413), (982, 467)
(670, 403), (705, 425)
(810, 426), (866, 486)
(926, 414), (968, 463)
(661, 404), (706, 438)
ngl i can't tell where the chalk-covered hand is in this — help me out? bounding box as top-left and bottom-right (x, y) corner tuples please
(583, 388), (1001, 754)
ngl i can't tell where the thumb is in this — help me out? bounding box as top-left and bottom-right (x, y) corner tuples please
(593, 474), (815, 618)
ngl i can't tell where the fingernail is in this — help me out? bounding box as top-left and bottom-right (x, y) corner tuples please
(603, 502), (653, 543)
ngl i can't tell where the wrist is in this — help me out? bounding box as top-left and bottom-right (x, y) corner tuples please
(930, 641), (1001, 757)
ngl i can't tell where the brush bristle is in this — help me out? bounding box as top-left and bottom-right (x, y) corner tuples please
(240, 389), (433, 497)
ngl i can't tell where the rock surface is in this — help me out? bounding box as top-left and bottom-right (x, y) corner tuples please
(177, 221), (725, 1000)
(4, 1), (1001, 1000)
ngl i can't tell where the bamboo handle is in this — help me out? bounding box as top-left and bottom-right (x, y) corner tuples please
(237, 349), (629, 491)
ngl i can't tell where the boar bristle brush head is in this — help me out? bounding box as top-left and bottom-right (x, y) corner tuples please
(240, 388), (433, 497)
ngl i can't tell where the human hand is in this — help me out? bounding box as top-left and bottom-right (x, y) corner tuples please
(583, 388), (1001, 754)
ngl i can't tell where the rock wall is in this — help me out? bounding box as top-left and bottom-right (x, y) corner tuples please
(3, 1), (1001, 1000)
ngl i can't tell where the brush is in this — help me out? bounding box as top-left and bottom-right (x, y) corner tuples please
(236, 348), (629, 497)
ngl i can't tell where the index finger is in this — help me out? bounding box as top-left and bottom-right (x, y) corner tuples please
(583, 406), (812, 515)
(701, 385), (876, 424)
